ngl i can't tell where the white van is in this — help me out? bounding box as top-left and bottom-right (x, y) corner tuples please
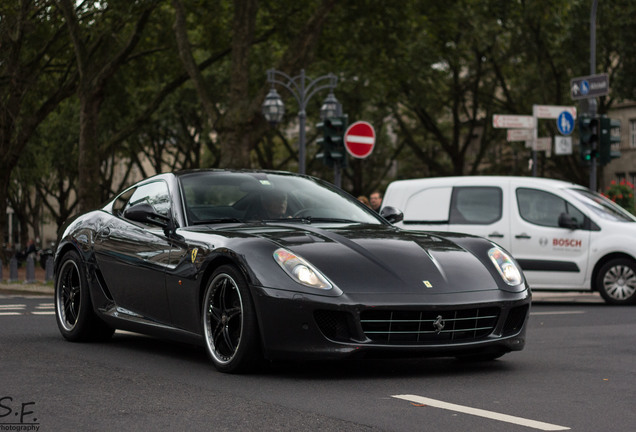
(381, 176), (636, 304)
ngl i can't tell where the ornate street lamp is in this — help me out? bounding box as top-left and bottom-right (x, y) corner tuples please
(320, 91), (342, 121)
(262, 87), (285, 125)
(262, 69), (338, 174)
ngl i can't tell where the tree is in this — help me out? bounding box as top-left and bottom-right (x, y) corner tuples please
(57, 0), (160, 211)
(172, 0), (338, 170)
(0, 1), (76, 258)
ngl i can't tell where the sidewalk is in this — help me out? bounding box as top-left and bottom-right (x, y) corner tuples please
(0, 264), (54, 295)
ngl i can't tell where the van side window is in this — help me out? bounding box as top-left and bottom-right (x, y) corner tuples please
(517, 188), (585, 228)
(449, 187), (502, 224)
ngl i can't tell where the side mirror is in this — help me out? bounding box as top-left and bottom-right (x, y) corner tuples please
(380, 206), (404, 224)
(558, 212), (579, 230)
(124, 203), (171, 228)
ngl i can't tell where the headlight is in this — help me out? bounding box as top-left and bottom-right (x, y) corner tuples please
(273, 248), (332, 290)
(488, 247), (522, 286)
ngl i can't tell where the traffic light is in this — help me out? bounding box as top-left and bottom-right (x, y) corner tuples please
(316, 116), (347, 167)
(598, 116), (621, 165)
(578, 115), (598, 164)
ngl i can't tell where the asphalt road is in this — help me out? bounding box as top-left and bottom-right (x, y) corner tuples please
(1, 291), (635, 432)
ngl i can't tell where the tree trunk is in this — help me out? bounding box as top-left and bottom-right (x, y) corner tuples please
(217, 0), (258, 168)
(77, 91), (105, 212)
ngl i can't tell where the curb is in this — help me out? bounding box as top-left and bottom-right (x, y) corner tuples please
(0, 282), (54, 296)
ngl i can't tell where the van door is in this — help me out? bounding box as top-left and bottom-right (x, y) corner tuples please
(509, 185), (590, 289)
(446, 185), (511, 251)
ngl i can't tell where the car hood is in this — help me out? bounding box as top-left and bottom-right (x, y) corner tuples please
(209, 223), (503, 295)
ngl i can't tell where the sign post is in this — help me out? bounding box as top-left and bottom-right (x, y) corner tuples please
(494, 107), (576, 176)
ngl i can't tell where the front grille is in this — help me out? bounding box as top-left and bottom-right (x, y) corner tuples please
(360, 307), (500, 344)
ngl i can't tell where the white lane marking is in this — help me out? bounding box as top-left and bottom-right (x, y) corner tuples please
(530, 311), (585, 316)
(0, 303), (55, 315)
(392, 395), (570, 431)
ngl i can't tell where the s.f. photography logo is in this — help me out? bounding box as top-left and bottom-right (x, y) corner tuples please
(0, 396), (39, 432)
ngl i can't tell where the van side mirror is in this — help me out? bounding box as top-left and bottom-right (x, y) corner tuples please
(380, 206), (404, 224)
(558, 212), (579, 229)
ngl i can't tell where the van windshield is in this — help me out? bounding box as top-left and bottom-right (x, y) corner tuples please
(569, 188), (636, 222)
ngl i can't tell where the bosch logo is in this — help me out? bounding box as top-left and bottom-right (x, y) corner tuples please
(553, 238), (582, 248)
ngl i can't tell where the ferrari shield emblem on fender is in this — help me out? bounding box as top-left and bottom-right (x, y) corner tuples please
(423, 280), (433, 288)
(191, 248), (198, 263)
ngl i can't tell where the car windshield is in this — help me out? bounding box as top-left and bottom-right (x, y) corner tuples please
(569, 188), (636, 222)
(178, 171), (384, 226)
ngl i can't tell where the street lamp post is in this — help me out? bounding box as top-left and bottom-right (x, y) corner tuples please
(262, 69), (339, 175)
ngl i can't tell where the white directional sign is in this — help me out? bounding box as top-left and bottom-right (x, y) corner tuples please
(533, 105), (577, 119)
(534, 137), (552, 157)
(554, 136), (572, 155)
(534, 137), (552, 151)
(507, 129), (534, 142)
(493, 115), (534, 129)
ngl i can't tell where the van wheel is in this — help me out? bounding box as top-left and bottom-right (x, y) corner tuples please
(596, 258), (636, 305)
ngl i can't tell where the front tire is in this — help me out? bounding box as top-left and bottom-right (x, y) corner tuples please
(202, 265), (261, 373)
(55, 250), (114, 341)
(596, 258), (636, 305)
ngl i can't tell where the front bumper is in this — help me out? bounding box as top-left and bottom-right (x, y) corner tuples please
(251, 286), (531, 361)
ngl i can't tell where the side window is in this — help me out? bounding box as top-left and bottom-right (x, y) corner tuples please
(403, 187), (452, 222)
(517, 188), (585, 228)
(112, 188), (135, 217)
(123, 181), (171, 219)
(449, 187), (502, 225)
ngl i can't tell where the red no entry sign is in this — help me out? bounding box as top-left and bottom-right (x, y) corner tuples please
(344, 121), (375, 159)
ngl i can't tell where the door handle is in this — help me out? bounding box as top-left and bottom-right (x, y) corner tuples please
(488, 232), (504, 238)
(515, 233), (531, 239)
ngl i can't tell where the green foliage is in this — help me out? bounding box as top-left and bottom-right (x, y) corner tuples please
(6, 0), (636, 237)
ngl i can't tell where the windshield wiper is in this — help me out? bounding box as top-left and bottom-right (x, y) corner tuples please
(281, 217), (358, 224)
(192, 218), (243, 225)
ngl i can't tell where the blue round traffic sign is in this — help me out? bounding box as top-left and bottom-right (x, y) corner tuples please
(557, 111), (574, 136)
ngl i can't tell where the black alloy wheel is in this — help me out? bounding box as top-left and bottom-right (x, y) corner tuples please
(55, 250), (114, 341)
(202, 265), (261, 373)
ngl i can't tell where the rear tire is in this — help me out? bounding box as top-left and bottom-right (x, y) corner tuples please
(202, 265), (261, 373)
(55, 250), (114, 341)
(596, 258), (636, 305)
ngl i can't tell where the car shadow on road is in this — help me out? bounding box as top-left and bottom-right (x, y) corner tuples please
(265, 355), (518, 379)
(97, 330), (520, 378)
